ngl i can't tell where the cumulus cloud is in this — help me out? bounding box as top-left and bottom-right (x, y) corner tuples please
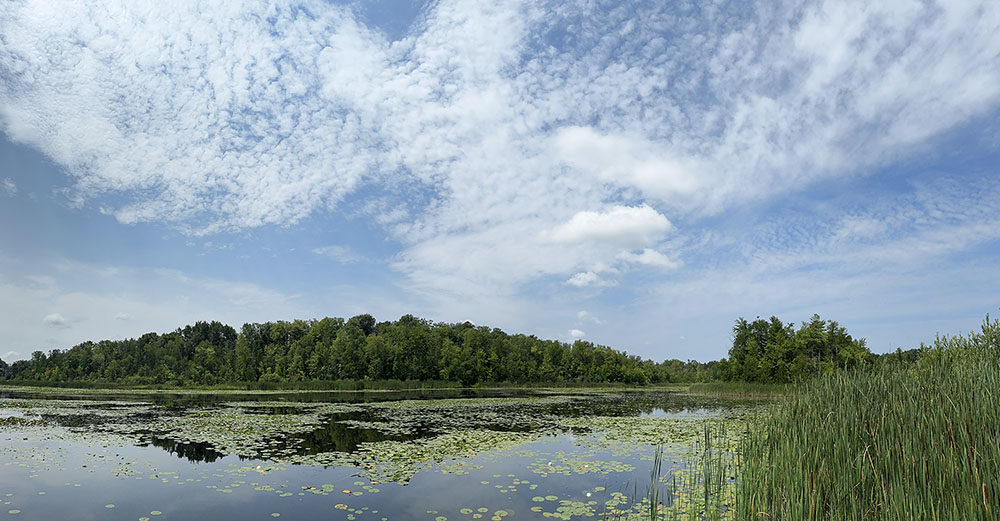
(548, 205), (672, 249)
(42, 312), (69, 328)
(568, 329), (586, 339)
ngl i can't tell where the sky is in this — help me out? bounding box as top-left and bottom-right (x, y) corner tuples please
(1, 0), (999, 364)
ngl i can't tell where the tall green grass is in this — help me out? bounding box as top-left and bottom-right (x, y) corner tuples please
(662, 423), (739, 521)
(737, 314), (1000, 519)
(599, 423), (740, 521)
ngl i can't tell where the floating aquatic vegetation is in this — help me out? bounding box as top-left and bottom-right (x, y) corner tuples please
(0, 387), (761, 521)
(529, 456), (635, 476)
(0, 417), (46, 427)
(286, 428), (545, 483)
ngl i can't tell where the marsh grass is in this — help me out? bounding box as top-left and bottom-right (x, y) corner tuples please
(737, 314), (1000, 520)
(662, 423), (738, 521)
(602, 423), (740, 521)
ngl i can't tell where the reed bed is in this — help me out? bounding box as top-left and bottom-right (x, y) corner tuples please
(661, 423), (739, 521)
(737, 314), (1000, 520)
(600, 424), (740, 521)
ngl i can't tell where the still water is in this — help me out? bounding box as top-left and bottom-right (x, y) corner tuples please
(0, 388), (756, 521)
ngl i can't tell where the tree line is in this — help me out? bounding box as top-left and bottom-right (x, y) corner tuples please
(0, 314), (725, 386)
(0, 312), (894, 387)
(721, 314), (874, 383)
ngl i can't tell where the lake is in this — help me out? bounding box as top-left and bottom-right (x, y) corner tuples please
(0, 388), (758, 520)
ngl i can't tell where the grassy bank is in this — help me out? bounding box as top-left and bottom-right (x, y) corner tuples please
(737, 314), (1000, 519)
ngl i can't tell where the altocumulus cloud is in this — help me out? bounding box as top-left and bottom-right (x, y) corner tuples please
(1, 0), (999, 299)
(312, 245), (365, 264)
(1, 178), (16, 196)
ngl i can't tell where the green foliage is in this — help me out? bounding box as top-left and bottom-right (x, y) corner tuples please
(724, 314), (873, 383)
(737, 313), (1000, 519)
(0, 316), (715, 387)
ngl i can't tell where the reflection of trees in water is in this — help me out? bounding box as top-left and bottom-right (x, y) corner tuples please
(15, 390), (751, 463)
(535, 391), (735, 418)
(146, 437), (226, 463)
(296, 392), (745, 455)
(296, 412), (409, 454)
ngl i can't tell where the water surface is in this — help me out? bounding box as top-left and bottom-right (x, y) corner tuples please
(0, 388), (758, 520)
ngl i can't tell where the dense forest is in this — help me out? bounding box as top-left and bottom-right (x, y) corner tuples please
(0, 313), (879, 387)
(0, 314), (725, 386)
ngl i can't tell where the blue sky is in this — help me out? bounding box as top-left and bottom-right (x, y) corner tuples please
(2, 0), (999, 363)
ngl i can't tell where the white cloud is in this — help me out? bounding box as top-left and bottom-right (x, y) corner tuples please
(565, 272), (614, 288)
(313, 245), (365, 264)
(548, 205), (672, 249)
(553, 126), (702, 201)
(1, 0), (998, 310)
(1, 178), (16, 196)
(576, 310), (603, 325)
(42, 313), (69, 328)
(617, 249), (681, 270)
(568, 329), (586, 339)
(0, 1), (376, 234)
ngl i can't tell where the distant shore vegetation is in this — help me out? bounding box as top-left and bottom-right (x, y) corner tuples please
(0, 314), (717, 386)
(0, 311), (919, 389)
